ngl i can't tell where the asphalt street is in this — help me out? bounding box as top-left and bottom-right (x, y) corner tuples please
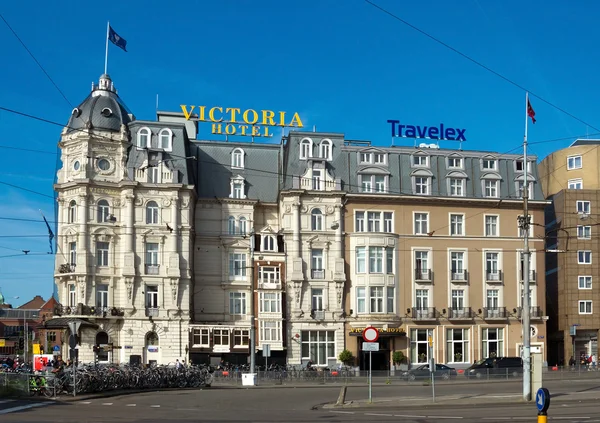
(1, 379), (600, 422)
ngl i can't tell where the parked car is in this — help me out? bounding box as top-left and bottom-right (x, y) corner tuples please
(464, 357), (523, 379)
(401, 363), (457, 381)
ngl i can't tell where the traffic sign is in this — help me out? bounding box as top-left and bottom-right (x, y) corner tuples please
(536, 387), (550, 413)
(53, 345), (60, 352)
(363, 342), (379, 352)
(362, 326), (380, 342)
(0, 339), (5, 347)
(428, 336), (433, 347)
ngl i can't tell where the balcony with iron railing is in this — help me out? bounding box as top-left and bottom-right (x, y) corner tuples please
(517, 306), (543, 319)
(145, 307), (160, 317)
(312, 309), (326, 320)
(311, 269), (325, 280)
(447, 307), (473, 320)
(53, 304), (124, 318)
(483, 307), (507, 319)
(485, 270), (502, 283)
(519, 270), (536, 283)
(411, 307), (438, 320)
(414, 269), (432, 282)
(145, 264), (160, 275)
(450, 270), (468, 283)
(57, 263), (76, 274)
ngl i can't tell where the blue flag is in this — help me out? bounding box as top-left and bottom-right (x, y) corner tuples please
(108, 25), (127, 52)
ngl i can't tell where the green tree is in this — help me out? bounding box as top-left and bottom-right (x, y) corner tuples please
(338, 349), (355, 366)
(392, 351), (407, 365)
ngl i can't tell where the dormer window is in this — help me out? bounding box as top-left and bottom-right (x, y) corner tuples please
(448, 157), (463, 169)
(262, 235), (276, 252)
(232, 148), (245, 169)
(359, 152), (372, 164)
(299, 138), (313, 160)
(413, 155), (429, 167)
(158, 128), (173, 151)
(515, 159), (532, 172)
(137, 127), (151, 149)
(374, 153), (386, 165)
(319, 139), (332, 161)
(482, 158), (497, 170)
(230, 176), (246, 199)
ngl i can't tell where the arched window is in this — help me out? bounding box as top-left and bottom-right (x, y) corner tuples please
(319, 139), (332, 160)
(95, 331), (110, 362)
(262, 235), (276, 252)
(238, 217), (247, 236)
(231, 148), (245, 169)
(158, 128), (172, 151)
(145, 331), (159, 346)
(228, 216), (236, 235)
(97, 199), (110, 223)
(68, 200), (77, 223)
(300, 138), (313, 160)
(146, 201), (159, 224)
(137, 127), (151, 149)
(311, 209), (323, 231)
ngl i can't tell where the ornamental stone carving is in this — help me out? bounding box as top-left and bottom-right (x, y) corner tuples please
(284, 204), (291, 214)
(301, 205), (308, 213)
(113, 198), (122, 207)
(124, 278), (133, 301)
(326, 206), (334, 215)
(162, 198), (172, 207)
(134, 195), (144, 206)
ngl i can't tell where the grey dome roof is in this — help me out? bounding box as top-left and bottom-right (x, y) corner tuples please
(66, 74), (131, 133)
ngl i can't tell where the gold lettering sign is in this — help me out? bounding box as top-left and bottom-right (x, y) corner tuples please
(180, 105), (304, 138)
(349, 327), (406, 335)
(91, 187), (120, 196)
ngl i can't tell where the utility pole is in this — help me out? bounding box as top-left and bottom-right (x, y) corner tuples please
(520, 92), (532, 402)
(249, 229), (256, 377)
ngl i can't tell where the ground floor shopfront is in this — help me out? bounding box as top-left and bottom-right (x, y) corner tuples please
(345, 326), (408, 371)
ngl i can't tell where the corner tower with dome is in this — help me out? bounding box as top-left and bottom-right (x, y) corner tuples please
(51, 74), (196, 365)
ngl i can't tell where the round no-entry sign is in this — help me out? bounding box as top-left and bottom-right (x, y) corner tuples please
(362, 326), (379, 342)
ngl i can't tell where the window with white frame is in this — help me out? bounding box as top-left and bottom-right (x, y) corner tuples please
(227, 216), (236, 235)
(579, 300), (592, 314)
(359, 152), (372, 164)
(449, 178), (464, 196)
(96, 241), (109, 267)
(450, 251), (465, 275)
(578, 250), (592, 264)
(319, 139), (332, 160)
(356, 247), (366, 273)
(259, 292), (281, 313)
(311, 209), (323, 230)
(300, 139), (312, 159)
(415, 289), (429, 310)
(259, 266), (280, 285)
(519, 287), (532, 308)
(260, 321), (281, 342)
(213, 329), (230, 347)
(481, 328), (503, 359)
(137, 127), (151, 149)
(69, 242), (77, 267)
(578, 225), (591, 239)
(233, 329), (249, 347)
(312, 169), (322, 190)
(311, 249), (324, 278)
(485, 215), (498, 237)
(145, 242), (159, 268)
(486, 289), (499, 309)
(447, 328), (469, 363)
(229, 292), (246, 315)
(387, 286), (394, 313)
(68, 200), (77, 223)
(414, 212), (429, 235)
(485, 252), (500, 279)
(97, 199), (110, 223)
(414, 176), (430, 195)
(355, 211), (365, 232)
(415, 250), (429, 276)
(484, 179), (499, 198)
(515, 160), (532, 172)
(192, 328), (210, 347)
(568, 179), (583, 189)
(386, 247), (394, 274)
(355, 211), (393, 233)
(448, 157), (463, 168)
(369, 247), (383, 273)
(482, 158), (497, 170)
(367, 211), (381, 232)
(230, 178), (245, 199)
(411, 328), (430, 363)
(262, 235), (276, 252)
(96, 284), (109, 308)
(68, 284), (76, 307)
(301, 330), (335, 366)
(578, 276), (592, 290)
(146, 201), (159, 224)
(229, 253), (247, 277)
(231, 148), (244, 169)
(311, 288), (324, 311)
(356, 287), (366, 313)
(567, 155), (582, 170)
(158, 128), (172, 151)
(374, 153), (386, 164)
(384, 212), (393, 232)
(370, 286), (383, 313)
(148, 166), (160, 184)
(451, 289), (465, 309)
(239, 217), (247, 235)
(356, 246), (393, 274)
(517, 181), (533, 199)
(577, 201), (591, 214)
(360, 174), (387, 193)
(145, 285), (158, 308)
(450, 214), (464, 236)
(413, 155), (429, 167)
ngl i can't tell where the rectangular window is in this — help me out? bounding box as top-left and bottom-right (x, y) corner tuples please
(415, 289), (429, 309)
(578, 276), (592, 290)
(568, 179), (583, 189)
(259, 292), (281, 313)
(410, 328), (430, 363)
(96, 241), (109, 267)
(579, 300), (593, 314)
(311, 249), (324, 278)
(481, 328), (504, 359)
(578, 225), (592, 239)
(446, 328), (469, 363)
(517, 181), (533, 199)
(414, 177), (430, 195)
(486, 289), (499, 308)
(484, 180), (498, 198)
(68, 284), (76, 307)
(485, 215), (498, 237)
(383, 212), (393, 233)
(301, 330), (336, 366)
(233, 329), (249, 347)
(356, 247), (366, 273)
(356, 287), (366, 313)
(213, 329), (230, 346)
(374, 175), (386, 193)
(374, 153), (386, 164)
(146, 285), (159, 308)
(450, 214), (464, 236)
(192, 328), (210, 347)
(96, 284), (109, 308)
(449, 178), (464, 196)
(145, 242), (159, 274)
(355, 211), (365, 232)
(232, 182), (244, 198)
(369, 286), (383, 313)
(414, 212), (429, 235)
(69, 242), (77, 267)
(568, 155), (582, 170)
(367, 212), (381, 232)
(485, 252), (500, 279)
(448, 157), (463, 168)
(578, 250), (592, 264)
(229, 253), (247, 277)
(451, 289), (464, 309)
(413, 155), (429, 167)
(415, 250), (429, 275)
(360, 174), (372, 192)
(229, 292), (246, 315)
(386, 287), (394, 313)
(312, 170), (322, 190)
(311, 288), (324, 311)
(450, 251), (465, 275)
(260, 321), (281, 342)
(386, 247), (394, 274)
(357, 211), (393, 233)
(482, 159), (497, 170)
(577, 201), (591, 214)
(369, 246), (383, 273)
(258, 266), (280, 286)
(359, 152), (372, 164)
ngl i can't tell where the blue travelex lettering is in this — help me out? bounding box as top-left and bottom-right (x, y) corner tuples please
(386, 120), (467, 142)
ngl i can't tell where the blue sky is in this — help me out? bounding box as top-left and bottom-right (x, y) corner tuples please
(0, 0), (598, 305)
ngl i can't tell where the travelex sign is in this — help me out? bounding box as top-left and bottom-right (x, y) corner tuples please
(387, 119), (467, 142)
(181, 105), (303, 138)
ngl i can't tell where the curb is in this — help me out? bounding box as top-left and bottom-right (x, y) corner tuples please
(50, 387), (210, 402)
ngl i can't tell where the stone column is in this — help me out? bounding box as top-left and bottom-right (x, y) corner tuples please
(334, 205), (343, 259)
(77, 193), (88, 268)
(292, 201), (300, 258)
(170, 197), (179, 253)
(124, 194), (134, 251)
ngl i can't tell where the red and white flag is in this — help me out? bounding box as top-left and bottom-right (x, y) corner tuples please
(527, 99), (536, 124)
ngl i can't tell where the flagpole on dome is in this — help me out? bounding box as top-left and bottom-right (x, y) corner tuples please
(104, 21), (110, 75)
